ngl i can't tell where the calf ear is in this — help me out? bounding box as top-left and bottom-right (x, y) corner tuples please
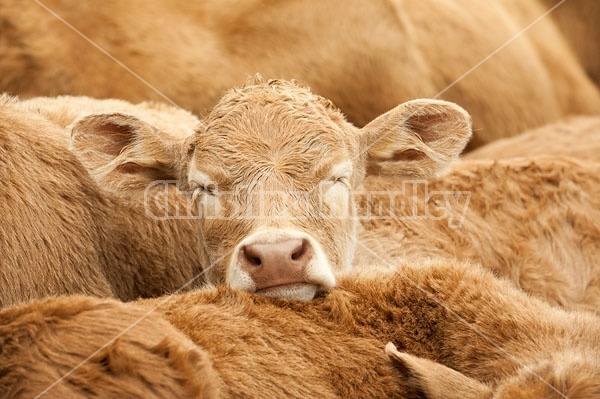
(70, 113), (184, 192)
(361, 99), (471, 177)
(385, 343), (492, 399)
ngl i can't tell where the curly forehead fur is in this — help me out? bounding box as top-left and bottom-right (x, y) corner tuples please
(205, 77), (348, 126)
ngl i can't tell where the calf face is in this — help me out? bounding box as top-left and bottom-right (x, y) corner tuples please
(72, 79), (471, 299)
(185, 80), (471, 299)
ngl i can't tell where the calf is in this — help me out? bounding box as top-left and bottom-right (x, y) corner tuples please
(0, 97), (204, 307)
(74, 78), (600, 311)
(2, 260), (599, 398)
(2, 0), (600, 147)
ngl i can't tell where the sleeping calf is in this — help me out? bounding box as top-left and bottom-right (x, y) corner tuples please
(70, 79), (600, 311)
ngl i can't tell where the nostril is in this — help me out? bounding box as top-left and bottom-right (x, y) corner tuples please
(290, 239), (307, 261)
(248, 255), (262, 266)
(243, 246), (262, 266)
(291, 247), (303, 260)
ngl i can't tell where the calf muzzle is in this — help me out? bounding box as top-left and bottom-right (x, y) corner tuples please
(239, 238), (313, 290)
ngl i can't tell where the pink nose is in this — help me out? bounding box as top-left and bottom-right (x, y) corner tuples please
(239, 238), (314, 290)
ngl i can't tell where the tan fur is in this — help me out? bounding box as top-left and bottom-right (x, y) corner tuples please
(2, 261), (599, 398)
(0, 101), (205, 308)
(360, 157), (600, 312)
(463, 116), (600, 162)
(1, 0), (599, 147)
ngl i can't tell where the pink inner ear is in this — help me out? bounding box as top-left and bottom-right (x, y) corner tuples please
(391, 149), (426, 161)
(95, 123), (136, 156)
(116, 162), (145, 174)
(405, 113), (446, 143)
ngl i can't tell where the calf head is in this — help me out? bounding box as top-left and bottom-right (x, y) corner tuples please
(185, 79), (471, 299)
(71, 78), (471, 299)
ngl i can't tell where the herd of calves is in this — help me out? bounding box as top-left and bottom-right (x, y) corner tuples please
(1, 0), (600, 398)
(1, 78), (600, 398)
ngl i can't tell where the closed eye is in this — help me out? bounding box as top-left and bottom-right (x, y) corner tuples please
(189, 181), (218, 202)
(188, 169), (219, 198)
(333, 176), (350, 185)
(195, 183), (218, 195)
(327, 162), (353, 188)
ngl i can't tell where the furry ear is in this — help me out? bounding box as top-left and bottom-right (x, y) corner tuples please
(361, 99), (472, 177)
(70, 113), (184, 192)
(385, 343), (492, 399)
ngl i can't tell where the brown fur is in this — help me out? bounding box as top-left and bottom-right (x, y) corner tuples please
(0, 296), (220, 398)
(1, 0), (599, 147)
(0, 99), (205, 308)
(464, 116), (600, 162)
(2, 261), (599, 398)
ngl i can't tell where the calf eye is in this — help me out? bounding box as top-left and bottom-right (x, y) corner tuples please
(190, 181), (218, 200)
(200, 183), (218, 196)
(333, 176), (350, 187)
